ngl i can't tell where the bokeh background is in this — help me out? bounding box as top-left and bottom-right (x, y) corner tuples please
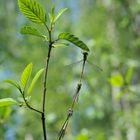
(0, 0), (140, 140)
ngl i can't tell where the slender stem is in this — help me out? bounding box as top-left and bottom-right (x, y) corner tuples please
(44, 23), (50, 33)
(41, 23), (53, 140)
(42, 45), (52, 140)
(41, 113), (47, 140)
(19, 89), (42, 114)
(42, 45), (52, 113)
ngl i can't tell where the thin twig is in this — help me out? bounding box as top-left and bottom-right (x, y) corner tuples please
(58, 52), (88, 140)
(41, 23), (53, 140)
(19, 89), (42, 114)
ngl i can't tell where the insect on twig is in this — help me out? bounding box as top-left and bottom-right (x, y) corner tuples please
(58, 52), (88, 140)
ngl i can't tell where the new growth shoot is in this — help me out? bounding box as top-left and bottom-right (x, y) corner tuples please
(0, 0), (90, 140)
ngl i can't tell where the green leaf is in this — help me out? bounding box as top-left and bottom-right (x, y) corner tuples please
(0, 98), (17, 107)
(27, 68), (44, 95)
(110, 74), (124, 87)
(20, 26), (45, 38)
(49, 7), (55, 23)
(4, 80), (20, 90)
(51, 7), (55, 17)
(18, 0), (46, 24)
(58, 33), (90, 52)
(52, 43), (69, 48)
(20, 63), (33, 91)
(54, 8), (67, 23)
(125, 67), (133, 84)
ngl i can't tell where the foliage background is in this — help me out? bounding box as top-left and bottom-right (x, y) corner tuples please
(0, 0), (140, 140)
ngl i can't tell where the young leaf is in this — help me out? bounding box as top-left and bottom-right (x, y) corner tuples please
(18, 0), (46, 24)
(52, 43), (69, 48)
(0, 98), (17, 107)
(27, 68), (44, 95)
(20, 63), (33, 91)
(58, 33), (90, 52)
(49, 7), (55, 23)
(4, 80), (20, 90)
(20, 26), (45, 38)
(49, 13), (54, 23)
(54, 8), (68, 23)
(51, 7), (55, 17)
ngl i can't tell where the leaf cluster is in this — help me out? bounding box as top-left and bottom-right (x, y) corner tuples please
(0, 64), (44, 107)
(18, 0), (89, 52)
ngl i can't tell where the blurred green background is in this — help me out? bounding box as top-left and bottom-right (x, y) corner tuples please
(0, 0), (140, 140)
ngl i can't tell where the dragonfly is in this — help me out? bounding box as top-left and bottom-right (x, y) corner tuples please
(64, 52), (103, 72)
(58, 52), (102, 140)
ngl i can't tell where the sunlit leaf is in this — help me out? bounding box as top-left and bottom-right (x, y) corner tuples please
(49, 14), (53, 23)
(58, 33), (90, 52)
(52, 43), (69, 48)
(0, 98), (17, 107)
(4, 80), (20, 90)
(51, 7), (55, 17)
(28, 68), (44, 95)
(110, 74), (124, 87)
(20, 26), (45, 38)
(54, 8), (67, 23)
(125, 67), (133, 84)
(18, 0), (46, 24)
(49, 7), (55, 23)
(20, 63), (32, 91)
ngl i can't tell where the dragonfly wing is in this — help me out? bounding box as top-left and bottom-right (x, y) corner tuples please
(64, 60), (82, 68)
(87, 60), (103, 71)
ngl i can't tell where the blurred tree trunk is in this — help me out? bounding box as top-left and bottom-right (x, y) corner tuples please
(106, 0), (137, 139)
